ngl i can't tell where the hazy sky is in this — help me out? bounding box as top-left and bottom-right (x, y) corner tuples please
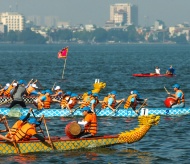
(0, 0), (189, 27)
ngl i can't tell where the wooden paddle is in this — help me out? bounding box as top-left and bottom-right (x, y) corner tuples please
(43, 116), (54, 150)
(135, 99), (148, 114)
(114, 100), (124, 113)
(36, 80), (44, 89)
(27, 79), (34, 86)
(31, 109), (45, 137)
(164, 86), (170, 94)
(4, 116), (20, 154)
(51, 82), (56, 91)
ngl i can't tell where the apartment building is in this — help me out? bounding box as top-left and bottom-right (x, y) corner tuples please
(110, 3), (138, 26)
(0, 12), (25, 32)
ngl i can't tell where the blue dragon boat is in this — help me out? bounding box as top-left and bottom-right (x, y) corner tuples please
(0, 107), (189, 118)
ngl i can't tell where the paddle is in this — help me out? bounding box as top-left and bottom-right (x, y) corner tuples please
(27, 79), (34, 87)
(113, 100), (124, 113)
(135, 99), (148, 114)
(4, 116), (20, 154)
(51, 82), (56, 91)
(43, 115), (54, 150)
(164, 86), (170, 95)
(36, 80), (44, 89)
(31, 109), (45, 137)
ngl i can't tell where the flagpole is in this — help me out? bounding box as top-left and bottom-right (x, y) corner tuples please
(62, 58), (67, 79)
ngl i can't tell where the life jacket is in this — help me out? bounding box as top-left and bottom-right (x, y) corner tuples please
(101, 96), (109, 109)
(14, 123), (36, 141)
(43, 95), (52, 109)
(26, 85), (35, 95)
(109, 97), (116, 108)
(124, 94), (137, 109)
(176, 90), (185, 104)
(68, 97), (78, 109)
(6, 120), (25, 138)
(60, 95), (71, 108)
(84, 113), (97, 135)
(80, 96), (92, 108)
(3, 85), (14, 97)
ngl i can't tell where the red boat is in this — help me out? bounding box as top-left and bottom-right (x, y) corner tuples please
(132, 73), (175, 77)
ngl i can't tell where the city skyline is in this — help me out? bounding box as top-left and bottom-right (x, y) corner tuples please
(0, 0), (190, 27)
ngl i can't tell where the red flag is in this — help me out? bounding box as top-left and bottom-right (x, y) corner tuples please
(58, 47), (69, 59)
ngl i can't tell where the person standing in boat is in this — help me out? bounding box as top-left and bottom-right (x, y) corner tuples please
(77, 106), (97, 138)
(124, 90), (147, 113)
(107, 91), (124, 112)
(166, 65), (175, 75)
(9, 80), (27, 108)
(167, 84), (185, 108)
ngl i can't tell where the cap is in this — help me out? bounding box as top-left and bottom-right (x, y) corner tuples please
(93, 93), (99, 98)
(45, 89), (53, 94)
(6, 83), (10, 87)
(13, 83), (17, 87)
(172, 84), (180, 89)
(18, 80), (26, 85)
(28, 118), (40, 125)
(87, 91), (92, 95)
(110, 90), (117, 95)
(65, 91), (72, 96)
(54, 86), (61, 90)
(71, 93), (78, 97)
(131, 90), (141, 98)
(81, 106), (91, 113)
(19, 115), (26, 121)
(31, 83), (38, 88)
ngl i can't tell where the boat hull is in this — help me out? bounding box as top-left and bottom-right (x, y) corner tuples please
(132, 73), (174, 77)
(0, 107), (189, 117)
(0, 135), (119, 154)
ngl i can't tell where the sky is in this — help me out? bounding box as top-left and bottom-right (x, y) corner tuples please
(0, 0), (189, 27)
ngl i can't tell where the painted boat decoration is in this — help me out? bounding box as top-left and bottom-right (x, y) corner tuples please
(0, 107), (189, 118)
(132, 73), (175, 77)
(0, 115), (160, 154)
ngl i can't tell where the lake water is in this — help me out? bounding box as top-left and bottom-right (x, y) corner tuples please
(0, 43), (190, 163)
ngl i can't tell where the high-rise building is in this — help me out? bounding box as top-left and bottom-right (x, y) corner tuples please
(0, 12), (25, 32)
(110, 3), (138, 26)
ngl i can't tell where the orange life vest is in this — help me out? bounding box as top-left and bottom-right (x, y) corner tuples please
(101, 96), (109, 109)
(108, 97), (116, 108)
(124, 94), (137, 109)
(68, 97), (78, 109)
(26, 85), (35, 95)
(14, 123), (36, 141)
(6, 120), (25, 138)
(3, 85), (14, 97)
(43, 95), (52, 109)
(80, 96), (92, 108)
(84, 113), (97, 135)
(60, 96), (71, 108)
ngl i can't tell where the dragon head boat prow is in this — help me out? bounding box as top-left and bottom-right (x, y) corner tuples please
(118, 115), (160, 144)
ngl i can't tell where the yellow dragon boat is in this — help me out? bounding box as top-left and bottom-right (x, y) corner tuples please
(0, 115), (160, 154)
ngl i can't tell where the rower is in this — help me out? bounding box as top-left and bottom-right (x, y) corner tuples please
(3, 82), (18, 97)
(166, 65), (175, 75)
(26, 83), (39, 96)
(90, 93), (99, 113)
(59, 91), (72, 109)
(0, 83), (10, 96)
(78, 91), (93, 108)
(51, 86), (64, 97)
(101, 93), (111, 109)
(0, 115), (14, 142)
(107, 91), (124, 112)
(124, 90), (147, 113)
(13, 117), (50, 144)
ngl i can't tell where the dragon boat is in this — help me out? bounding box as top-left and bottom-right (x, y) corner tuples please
(0, 115), (160, 154)
(0, 107), (189, 118)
